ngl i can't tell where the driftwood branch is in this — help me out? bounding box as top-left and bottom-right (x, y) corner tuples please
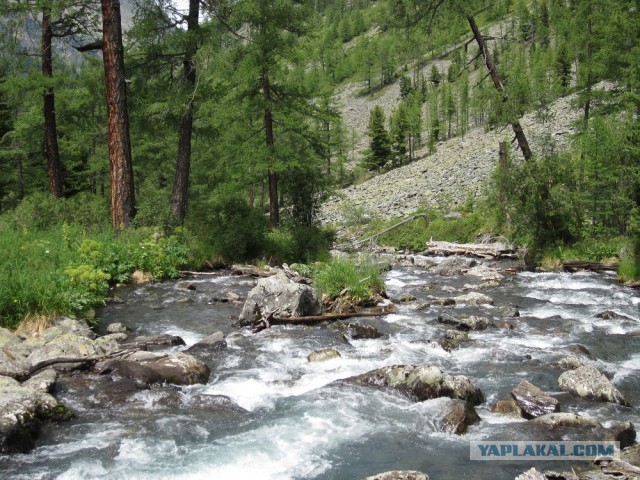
(426, 240), (517, 259)
(562, 260), (617, 273)
(271, 309), (392, 324)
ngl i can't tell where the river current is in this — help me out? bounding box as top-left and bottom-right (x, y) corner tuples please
(2, 257), (639, 479)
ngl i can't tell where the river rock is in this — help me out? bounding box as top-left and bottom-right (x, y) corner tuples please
(514, 469), (578, 480)
(558, 365), (628, 406)
(26, 333), (101, 371)
(558, 355), (583, 370)
(608, 422), (636, 449)
(439, 399), (481, 434)
(0, 328), (31, 377)
(307, 348), (341, 362)
(496, 304), (520, 318)
(437, 330), (469, 351)
(347, 364), (484, 405)
(451, 292), (494, 306)
(101, 352), (210, 386)
(621, 443), (640, 466)
(200, 332), (225, 344)
(529, 412), (601, 429)
(361, 471), (429, 480)
(491, 399), (523, 417)
(466, 264), (504, 281)
(238, 273), (321, 326)
(437, 313), (489, 331)
(94, 378), (148, 405)
(106, 322), (130, 335)
(0, 374), (71, 454)
(332, 321), (382, 340)
(511, 380), (560, 419)
(431, 257), (477, 276)
(25, 318), (96, 347)
(595, 310), (633, 321)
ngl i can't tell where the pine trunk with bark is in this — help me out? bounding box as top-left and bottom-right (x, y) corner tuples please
(101, 0), (136, 228)
(171, 0), (199, 223)
(42, 7), (63, 198)
(466, 14), (532, 161)
(262, 68), (279, 228)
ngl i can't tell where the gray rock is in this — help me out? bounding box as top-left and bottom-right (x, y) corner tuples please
(444, 212), (463, 221)
(451, 292), (494, 305)
(558, 365), (628, 406)
(437, 313), (489, 331)
(347, 364), (484, 405)
(101, 352), (210, 386)
(333, 321), (382, 340)
(466, 264), (504, 281)
(0, 375), (71, 454)
(529, 412), (601, 429)
(106, 322), (130, 335)
(437, 330), (469, 351)
(238, 273), (321, 326)
(361, 471), (429, 480)
(307, 348), (341, 362)
(0, 328), (31, 377)
(496, 304), (520, 318)
(431, 257), (477, 276)
(200, 332), (225, 344)
(557, 355), (583, 370)
(511, 380), (560, 419)
(595, 310), (633, 321)
(439, 399), (480, 434)
(23, 369), (57, 393)
(27, 333), (101, 371)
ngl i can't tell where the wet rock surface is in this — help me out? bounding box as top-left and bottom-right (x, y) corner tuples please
(511, 380), (560, 419)
(558, 365), (629, 406)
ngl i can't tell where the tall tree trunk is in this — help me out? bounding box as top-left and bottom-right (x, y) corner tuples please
(42, 7), (63, 198)
(262, 68), (279, 228)
(466, 14), (532, 161)
(171, 0), (199, 223)
(101, 0), (135, 228)
(583, 17), (593, 125)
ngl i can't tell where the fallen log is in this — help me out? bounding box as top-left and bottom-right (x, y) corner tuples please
(270, 309), (392, 324)
(426, 240), (517, 259)
(562, 260), (618, 273)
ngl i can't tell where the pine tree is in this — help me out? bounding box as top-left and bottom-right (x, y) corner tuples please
(363, 105), (391, 170)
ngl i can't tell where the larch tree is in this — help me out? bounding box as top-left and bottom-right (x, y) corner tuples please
(171, 0), (199, 223)
(231, 0), (308, 228)
(101, 0), (136, 228)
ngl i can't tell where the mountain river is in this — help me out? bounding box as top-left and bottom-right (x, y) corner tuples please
(1, 256), (639, 479)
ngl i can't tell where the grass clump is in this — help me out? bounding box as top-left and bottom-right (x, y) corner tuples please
(312, 256), (385, 304)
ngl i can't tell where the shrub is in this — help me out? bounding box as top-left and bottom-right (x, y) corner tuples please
(206, 192), (267, 262)
(312, 256), (385, 303)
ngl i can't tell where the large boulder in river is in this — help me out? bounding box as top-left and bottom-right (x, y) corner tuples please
(558, 365), (628, 406)
(238, 273), (321, 326)
(431, 257), (476, 276)
(361, 472), (429, 480)
(511, 380), (559, 419)
(346, 364), (484, 405)
(101, 352), (210, 386)
(0, 372), (72, 454)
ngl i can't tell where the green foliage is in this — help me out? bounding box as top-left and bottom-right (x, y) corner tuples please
(312, 256), (385, 303)
(203, 190), (267, 262)
(362, 105), (391, 170)
(264, 225), (334, 264)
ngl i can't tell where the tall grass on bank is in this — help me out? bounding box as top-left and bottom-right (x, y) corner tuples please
(312, 256), (385, 303)
(0, 224), (189, 329)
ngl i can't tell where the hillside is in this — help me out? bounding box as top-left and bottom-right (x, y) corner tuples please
(321, 82), (584, 224)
